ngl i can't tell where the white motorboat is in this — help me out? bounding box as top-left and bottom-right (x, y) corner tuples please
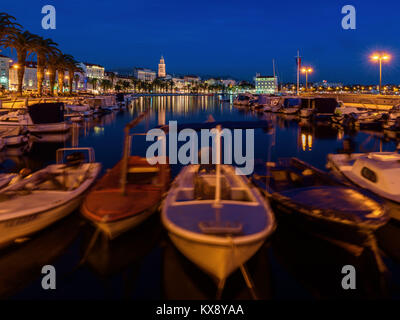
(0, 103), (70, 133)
(0, 147), (101, 248)
(327, 151), (400, 220)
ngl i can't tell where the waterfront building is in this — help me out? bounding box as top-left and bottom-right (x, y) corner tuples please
(221, 79), (237, 87)
(184, 75), (201, 84)
(172, 77), (185, 91)
(0, 55), (10, 90)
(158, 56), (166, 78)
(254, 74), (277, 94)
(9, 61), (38, 91)
(134, 68), (157, 82)
(79, 62), (105, 79)
(314, 81), (343, 89)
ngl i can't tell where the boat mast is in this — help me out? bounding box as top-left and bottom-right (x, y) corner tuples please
(296, 50), (300, 95)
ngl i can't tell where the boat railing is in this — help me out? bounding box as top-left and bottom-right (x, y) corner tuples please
(56, 147), (96, 164)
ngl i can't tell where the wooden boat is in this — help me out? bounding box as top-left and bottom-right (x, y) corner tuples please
(253, 158), (389, 244)
(81, 112), (170, 239)
(0, 148), (101, 248)
(162, 126), (275, 296)
(327, 151), (400, 220)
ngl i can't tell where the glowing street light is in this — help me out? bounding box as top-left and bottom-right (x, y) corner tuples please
(301, 67), (313, 91)
(370, 52), (391, 94)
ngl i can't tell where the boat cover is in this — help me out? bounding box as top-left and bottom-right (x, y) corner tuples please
(314, 98), (338, 114)
(28, 103), (64, 124)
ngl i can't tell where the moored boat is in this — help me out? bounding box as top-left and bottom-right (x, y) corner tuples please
(0, 147), (101, 248)
(327, 151), (400, 220)
(81, 112), (170, 239)
(253, 158), (389, 244)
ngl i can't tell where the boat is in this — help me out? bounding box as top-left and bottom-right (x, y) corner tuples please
(0, 103), (70, 133)
(279, 97), (301, 114)
(253, 158), (389, 245)
(0, 147), (101, 248)
(0, 127), (29, 148)
(233, 93), (255, 106)
(0, 173), (18, 189)
(162, 126), (275, 292)
(327, 151), (400, 220)
(299, 98), (314, 118)
(81, 113), (170, 239)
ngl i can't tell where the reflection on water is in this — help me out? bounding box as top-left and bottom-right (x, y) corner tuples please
(1, 96), (400, 299)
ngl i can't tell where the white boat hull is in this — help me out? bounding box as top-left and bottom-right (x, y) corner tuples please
(167, 231), (265, 281)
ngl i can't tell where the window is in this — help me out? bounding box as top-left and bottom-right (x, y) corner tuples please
(361, 167), (377, 183)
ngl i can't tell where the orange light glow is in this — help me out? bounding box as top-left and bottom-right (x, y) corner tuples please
(371, 52), (391, 62)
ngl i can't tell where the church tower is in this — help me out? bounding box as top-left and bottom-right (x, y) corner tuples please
(158, 56), (166, 78)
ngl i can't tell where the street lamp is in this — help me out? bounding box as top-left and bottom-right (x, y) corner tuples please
(371, 52), (390, 94)
(301, 67), (313, 92)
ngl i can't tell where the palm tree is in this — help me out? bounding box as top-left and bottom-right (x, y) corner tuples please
(31, 36), (60, 95)
(0, 12), (21, 42)
(109, 72), (116, 88)
(55, 54), (71, 94)
(100, 79), (112, 93)
(74, 74), (81, 92)
(121, 80), (131, 92)
(1, 30), (38, 95)
(63, 54), (82, 95)
(46, 52), (60, 96)
(88, 78), (99, 92)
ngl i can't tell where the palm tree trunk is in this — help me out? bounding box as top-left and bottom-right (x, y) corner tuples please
(17, 58), (25, 95)
(49, 67), (56, 96)
(36, 54), (45, 96)
(68, 69), (74, 95)
(58, 70), (64, 94)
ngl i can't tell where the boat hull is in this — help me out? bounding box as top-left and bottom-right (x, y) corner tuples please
(167, 230), (266, 282)
(0, 194), (83, 248)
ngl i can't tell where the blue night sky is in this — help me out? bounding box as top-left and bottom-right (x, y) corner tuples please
(1, 0), (400, 84)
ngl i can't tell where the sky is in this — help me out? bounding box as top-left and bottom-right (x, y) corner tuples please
(1, 0), (400, 84)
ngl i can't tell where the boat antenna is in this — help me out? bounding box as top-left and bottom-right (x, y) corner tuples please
(273, 59), (276, 78)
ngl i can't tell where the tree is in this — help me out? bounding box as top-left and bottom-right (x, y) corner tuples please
(63, 54), (83, 95)
(88, 77), (99, 92)
(31, 36), (60, 95)
(1, 30), (39, 95)
(100, 79), (112, 93)
(0, 12), (21, 42)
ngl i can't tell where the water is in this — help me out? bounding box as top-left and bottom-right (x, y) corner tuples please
(1, 95), (400, 299)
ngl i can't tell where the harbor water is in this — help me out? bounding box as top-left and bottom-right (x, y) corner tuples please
(1, 95), (400, 299)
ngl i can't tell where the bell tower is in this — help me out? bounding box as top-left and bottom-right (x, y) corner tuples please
(158, 56), (166, 78)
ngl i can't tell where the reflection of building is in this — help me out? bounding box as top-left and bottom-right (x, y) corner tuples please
(158, 56), (166, 78)
(134, 68), (156, 82)
(9, 61), (38, 91)
(254, 74), (277, 94)
(0, 55), (10, 90)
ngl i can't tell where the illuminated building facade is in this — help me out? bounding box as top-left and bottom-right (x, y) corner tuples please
(158, 56), (166, 78)
(0, 55), (10, 90)
(254, 74), (277, 94)
(9, 61), (37, 91)
(134, 68), (157, 82)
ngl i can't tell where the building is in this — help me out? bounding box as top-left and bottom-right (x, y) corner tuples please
(0, 55), (10, 90)
(134, 68), (156, 82)
(172, 77), (185, 91)
(79, 62), (105, 79)
(9, 61), (38, 91)
(158, 56), (166, 78)
(221, 79), (236, 87)
(184, 75), (201, 84)
(254, 74), (277, 94)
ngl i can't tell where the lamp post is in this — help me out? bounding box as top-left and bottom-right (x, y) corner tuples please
(301, 67), (313, 92)
(371, 52), (390, 94)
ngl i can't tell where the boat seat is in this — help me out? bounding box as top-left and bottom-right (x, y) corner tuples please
(194, 174), (231, 200)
